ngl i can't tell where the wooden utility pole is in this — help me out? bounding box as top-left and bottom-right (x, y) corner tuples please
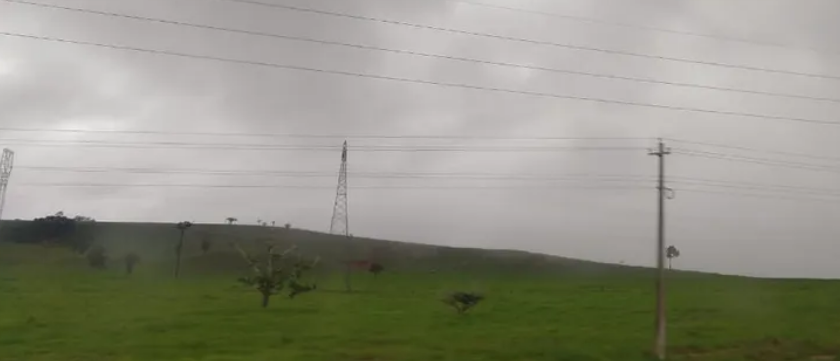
(649, 139), (670, 360)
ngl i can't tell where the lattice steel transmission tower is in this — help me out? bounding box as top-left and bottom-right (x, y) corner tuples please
(329, 141), (351, 291)
(329, 141), (349, 237)
(0, 149), (15, 222)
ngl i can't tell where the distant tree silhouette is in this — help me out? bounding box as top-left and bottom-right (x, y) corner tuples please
(666, 245), (680, 270)
(200, 236), (212, 255)
(226, 217), (238, 225)
(284, 223), (291, 230)
(369, 263), (384, 277)
(86, 245), (107, 270)
(174, 221), (193, 278)
(124, 252), (140, 275)
(6, 211), (96, 253)
(271, 221), (276, 227)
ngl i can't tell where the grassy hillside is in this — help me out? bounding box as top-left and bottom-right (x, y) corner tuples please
(2, 221), (839, 361)
(0, 220), (651, 277)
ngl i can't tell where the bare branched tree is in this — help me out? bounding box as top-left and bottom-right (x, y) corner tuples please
(233, 242), (319, 307)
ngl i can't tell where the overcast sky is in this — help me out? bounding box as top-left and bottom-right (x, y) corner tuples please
(2, 0), (840, 278)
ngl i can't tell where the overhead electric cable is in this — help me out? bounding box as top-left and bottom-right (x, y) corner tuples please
(5, 0), (838, 104)
(3, 31), (840, 128)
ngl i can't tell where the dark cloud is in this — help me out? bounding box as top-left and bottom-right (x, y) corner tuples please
(2, 0), (840, 278)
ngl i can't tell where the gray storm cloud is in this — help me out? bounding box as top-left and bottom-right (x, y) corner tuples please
(1, 0), (839, 278)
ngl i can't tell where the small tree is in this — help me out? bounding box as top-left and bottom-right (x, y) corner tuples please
(86, 245), (107, 269)
(226, 217), (238, 225)
(234, 242), (319, 308)
(369, 262), (384, 277)
(200, 237), (212, 255)
(174, 221), (193, 278)
(18, 211), (90, 253)
(289, 257), (319, 298)
(443, 292), (484, 314)
(73, 215), (96, 222)
(284, 223), (291, 230)
(666, 245), (681, 270)
(124, 252), (140, 275)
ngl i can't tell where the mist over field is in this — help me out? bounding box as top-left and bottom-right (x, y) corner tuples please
(2, 0), (840, 360)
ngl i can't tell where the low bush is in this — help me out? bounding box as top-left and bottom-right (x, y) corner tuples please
(442, 292), (484, 314)
(86, 246), (107, 270)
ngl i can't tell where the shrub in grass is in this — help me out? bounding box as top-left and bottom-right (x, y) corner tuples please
(201, 237), (212, 255)
(86, 245), (107, 269)
(234, 242), (319, 307)
(369, 262), (384, 277)
(443, 292), (484, 314)
(124, 253), (140, 275)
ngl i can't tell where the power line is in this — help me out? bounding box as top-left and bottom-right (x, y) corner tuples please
(23, 164), (840, 193)
(0, 130), (835, 170)
(0, 138), (643, 152)
(14, 182), (648, 190)
(7, 0), (839, 104)
(15, 168), (840, 203)
(448, 0), (833, 55)
(22, 164), (840, 198)
(670, 177), (840, 197)
(4, 32), (840, 129)
(667, 138), (840, 163)
(15, 178), (840, 203)
(675, 187), (840, 204)
(16, 165), (655, 181)
(673, 149), (840, 174)
(213, 0), (840, 81)
(0, 127), (646, 141)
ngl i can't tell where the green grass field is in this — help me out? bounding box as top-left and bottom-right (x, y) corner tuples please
(1, 223), (840, 361)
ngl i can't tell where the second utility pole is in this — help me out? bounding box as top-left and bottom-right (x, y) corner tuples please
(649, 139), (670, 360)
